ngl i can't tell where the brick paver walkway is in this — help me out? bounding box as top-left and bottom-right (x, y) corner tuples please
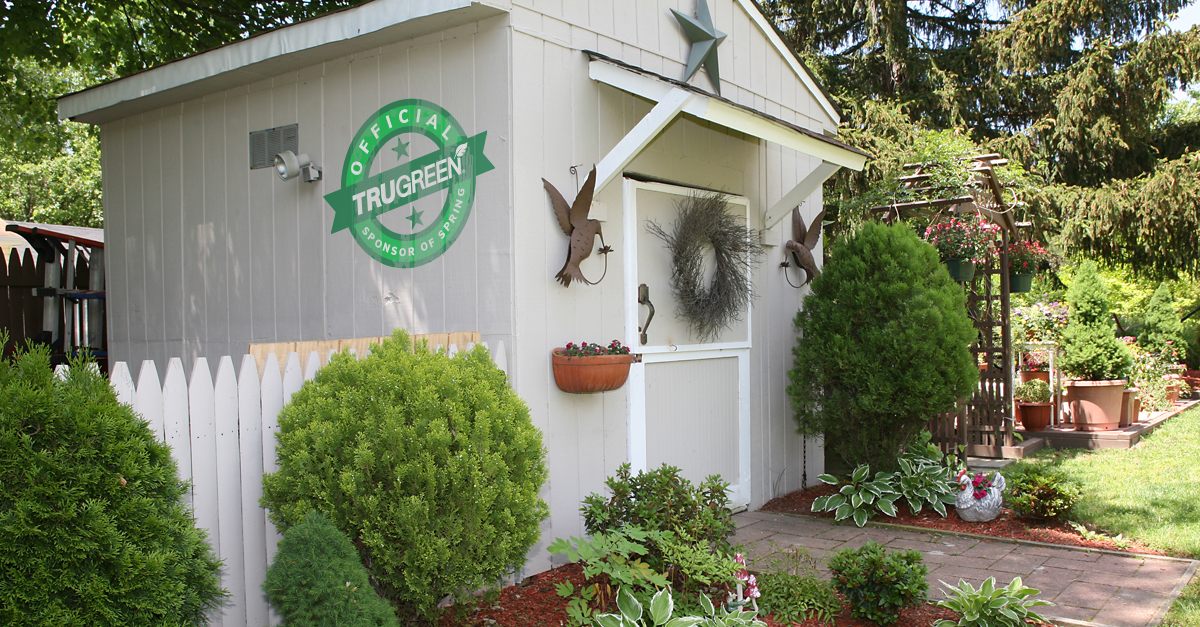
(734, 511), (1199, 627)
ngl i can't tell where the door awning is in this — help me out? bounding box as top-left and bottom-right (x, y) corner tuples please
(585, 51), (868, 228)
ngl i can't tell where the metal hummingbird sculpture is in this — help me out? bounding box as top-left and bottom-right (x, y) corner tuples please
(543, 165), (612, 287)
(783, 206), (824, 287)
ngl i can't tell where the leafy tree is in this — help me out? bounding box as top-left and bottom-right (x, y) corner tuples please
(1139, 282), (1186, 354)
(787, 221), (978, 471)
(1, 1), (368, 228)
(761, 0), (1200, 277)
(0, 337), (225, 625)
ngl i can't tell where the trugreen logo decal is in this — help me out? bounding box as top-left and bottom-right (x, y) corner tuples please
(323, 99), (494, 267)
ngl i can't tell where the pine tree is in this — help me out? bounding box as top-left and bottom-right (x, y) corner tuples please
(1059, 261), (1133, 380)
(1139, 283), (1186, 355)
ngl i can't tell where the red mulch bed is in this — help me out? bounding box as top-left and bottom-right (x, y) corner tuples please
(761, 483), (1164, 556)
(439, 481), (1151, 627)
(440, 562), (968, 627)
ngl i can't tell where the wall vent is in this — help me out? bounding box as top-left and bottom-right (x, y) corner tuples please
(249, 124), (299, 170)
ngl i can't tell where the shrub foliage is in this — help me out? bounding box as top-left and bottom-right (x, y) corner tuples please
(263, 510), (399, 627)
(261, 330), (549, 621)
(788, 221), (978, 470)
(1004, 465), (1080, 521)
(0, 342), (224, 626)
(827, 541), (929, 625)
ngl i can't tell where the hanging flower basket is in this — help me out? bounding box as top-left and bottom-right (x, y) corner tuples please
(945, 258), (977, 282)
(552, 341), (636, 393)
(923, 214), (1000, 263)
(1007, 240), (1051, 293)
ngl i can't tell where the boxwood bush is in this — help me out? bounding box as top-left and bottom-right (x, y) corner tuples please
(261, 330), (548, 621)
(264, 510), (399, 627)
(0, 340), (224, 626)
(788, 221), (979, 471)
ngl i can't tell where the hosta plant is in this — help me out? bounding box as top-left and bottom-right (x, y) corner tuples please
(811, 464), (900, 527)
(890, 454), (957, 517)
(934, 576), (1052, 627)
(593, 587), (765, 627)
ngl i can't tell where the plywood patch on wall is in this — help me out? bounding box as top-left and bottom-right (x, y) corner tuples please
(248, 331), (481, 377)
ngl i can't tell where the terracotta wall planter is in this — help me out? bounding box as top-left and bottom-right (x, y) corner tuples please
(551, 350), (635, 394)
(1064, 379), (1126, 431)
(1016, 403), (1053, 431)
(1020, 371), (1051, 384)
(1119, 388), (1139, 428)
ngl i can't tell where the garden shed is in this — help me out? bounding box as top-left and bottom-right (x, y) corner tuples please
(57, 0), (867, 582)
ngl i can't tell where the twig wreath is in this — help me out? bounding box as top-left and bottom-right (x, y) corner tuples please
(646, 192), (764, 342)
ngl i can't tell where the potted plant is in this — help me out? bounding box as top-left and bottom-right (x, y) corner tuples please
(1006, 240), (1049, 293)
(923, 214), (1000, 282)
(1014, 379), (1054, 431)
(1120, 384), (1140, 428)
(1059, 261), (1133, 431)
(1020, 350), (1051, 384)
(551, 340), (636, 393)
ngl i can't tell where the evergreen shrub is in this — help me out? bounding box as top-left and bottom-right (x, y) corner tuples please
(827, 541), (928, 625)
(1139, 283), (1186, 355)
(788, 221), (978, 470)
(261, 330), (549, 621)
(0, 339), (224, 626)
(1059, 261), (1132, 380)
(263, 510), (399, 627)
(1004, 466), (1080, 521)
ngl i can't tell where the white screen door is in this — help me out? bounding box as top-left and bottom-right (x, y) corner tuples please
(622, 179), (752, 508)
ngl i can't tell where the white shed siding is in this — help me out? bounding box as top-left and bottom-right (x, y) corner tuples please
(511, 0), (835, 132)
(511, 0), (827, 574)
(94, 0), (835, 584)
(101, 16), (514, 373)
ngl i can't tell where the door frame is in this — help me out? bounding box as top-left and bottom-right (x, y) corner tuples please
(621, 178), (753, 508)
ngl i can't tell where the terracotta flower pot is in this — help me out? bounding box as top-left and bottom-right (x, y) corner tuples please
(1166, 384), (1180, 405)
(1016, 402), (1053, 431)
(1119, 388), (1139, 428)
(1020, 371), (1050, 384)
(1064, 379), (1126, 431)
(551, 349), (635, 393)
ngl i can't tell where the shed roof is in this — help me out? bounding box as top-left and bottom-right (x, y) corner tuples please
(5, 221), (106, 250)
(56, 0), (508, 125)
(58, 0), (846, 128)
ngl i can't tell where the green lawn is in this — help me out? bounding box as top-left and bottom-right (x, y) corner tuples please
(1005, 404), (1200, 626)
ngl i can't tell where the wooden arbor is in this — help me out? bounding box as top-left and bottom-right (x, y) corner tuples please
(876, 154), (1021, 459)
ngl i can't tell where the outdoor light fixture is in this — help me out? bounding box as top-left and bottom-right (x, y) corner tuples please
(274, 150), (322, 182)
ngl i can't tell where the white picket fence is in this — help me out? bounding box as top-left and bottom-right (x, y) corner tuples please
(104, 341), (508, 627)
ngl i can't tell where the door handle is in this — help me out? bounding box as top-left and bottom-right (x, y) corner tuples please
(638, 283), (654, 345)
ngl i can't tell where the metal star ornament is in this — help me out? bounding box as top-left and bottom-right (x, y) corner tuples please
(671, 0), (727, 95)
